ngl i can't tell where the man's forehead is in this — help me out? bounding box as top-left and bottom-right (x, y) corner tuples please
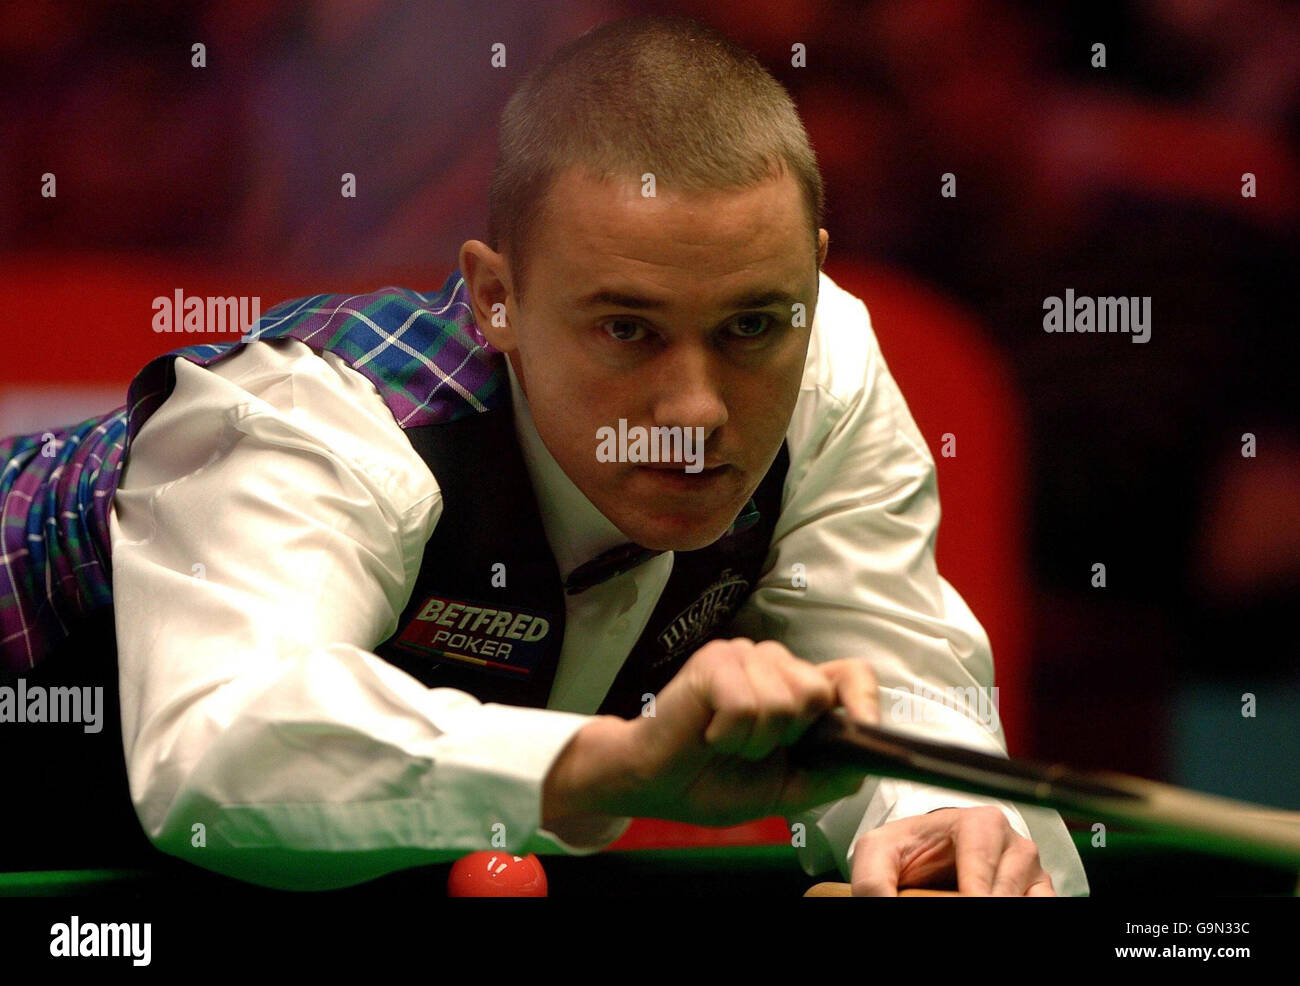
(569, 282), (808, 313)
(547, 165), (803, 233)
(534, 167), (816, 308)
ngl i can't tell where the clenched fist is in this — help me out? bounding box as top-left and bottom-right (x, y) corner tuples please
(543, 637), (878, 829)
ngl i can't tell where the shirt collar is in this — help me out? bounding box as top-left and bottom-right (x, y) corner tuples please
(505, 357), (633, 582)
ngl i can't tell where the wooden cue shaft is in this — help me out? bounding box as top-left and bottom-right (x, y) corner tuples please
(804, 883), (960, 897)
(790, 711), (1300, 869)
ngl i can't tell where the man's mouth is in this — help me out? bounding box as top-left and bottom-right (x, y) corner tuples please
(634, 463), (734, 488)
(638, 461), (730, 472)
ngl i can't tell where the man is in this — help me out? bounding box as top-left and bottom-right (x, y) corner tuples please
(0, 16), (1086, 895)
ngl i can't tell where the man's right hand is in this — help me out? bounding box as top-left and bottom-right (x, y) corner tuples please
(542, 638), (878, 831)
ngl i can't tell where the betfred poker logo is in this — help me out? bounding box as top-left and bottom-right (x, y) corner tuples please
(393, 594), (553, 678)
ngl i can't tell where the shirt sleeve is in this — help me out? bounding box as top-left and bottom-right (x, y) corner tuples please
(111, 338), (629, 891)
(728, 275), (1089, 896)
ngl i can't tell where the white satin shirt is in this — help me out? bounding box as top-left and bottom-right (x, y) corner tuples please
(109, 271), (1089, 895)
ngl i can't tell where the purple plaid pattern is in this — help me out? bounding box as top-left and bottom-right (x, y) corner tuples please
(1, 270), (504, 673)
(0, 412), (127, 672)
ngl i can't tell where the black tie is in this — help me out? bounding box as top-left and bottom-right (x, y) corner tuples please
(562, 498), (761, 595)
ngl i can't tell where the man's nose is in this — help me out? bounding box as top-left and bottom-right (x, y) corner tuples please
(649, 343), (728, 437)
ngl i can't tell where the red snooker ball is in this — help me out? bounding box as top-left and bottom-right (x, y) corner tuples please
(447, 851), (548, 897)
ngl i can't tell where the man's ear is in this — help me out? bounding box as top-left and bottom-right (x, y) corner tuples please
(817, 228), (829, 270)
(458, 239), (518, 351)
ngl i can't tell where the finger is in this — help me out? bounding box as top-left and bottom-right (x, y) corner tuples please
(988, 837), (1046, 896)
(952, 807), (1011, 896)
(769, 655), (838, 747)
(822, 658), (879, 725)
(1026, 872), (1057, 897)
(733, 655), (802, 760)
(701, 652), (761, 754)
(850, 833), (903, 897)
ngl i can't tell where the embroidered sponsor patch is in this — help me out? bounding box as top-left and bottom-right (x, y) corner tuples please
(393, 594), (554, 678)
(655, 568), (750, 661)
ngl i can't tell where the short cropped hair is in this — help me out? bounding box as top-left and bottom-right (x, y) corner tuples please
(486, 15), (825, 299)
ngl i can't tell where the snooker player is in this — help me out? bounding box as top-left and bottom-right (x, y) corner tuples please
(0, 16), (1087, 896)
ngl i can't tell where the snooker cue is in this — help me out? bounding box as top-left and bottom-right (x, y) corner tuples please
(789, 710), (1300, 870)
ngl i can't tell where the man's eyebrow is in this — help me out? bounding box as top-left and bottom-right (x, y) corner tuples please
(573, 287), (803, 311)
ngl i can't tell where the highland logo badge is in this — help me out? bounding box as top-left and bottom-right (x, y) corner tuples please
(656, 569), (750, 661)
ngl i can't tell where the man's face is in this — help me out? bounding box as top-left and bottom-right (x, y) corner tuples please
(466, 166), (827, 552)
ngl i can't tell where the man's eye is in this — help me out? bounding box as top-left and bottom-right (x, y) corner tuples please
(601, 319), (646, 342)
(729, 313), (773, 338)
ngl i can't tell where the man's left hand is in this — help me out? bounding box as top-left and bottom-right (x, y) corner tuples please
(849, 805), (1056, 896)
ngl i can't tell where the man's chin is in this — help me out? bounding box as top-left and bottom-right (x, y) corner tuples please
(611, 509), (739, 553)
(584, 468), (757, 550)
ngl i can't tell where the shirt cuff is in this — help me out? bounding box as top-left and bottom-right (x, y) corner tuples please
(425, 698), (632, 856)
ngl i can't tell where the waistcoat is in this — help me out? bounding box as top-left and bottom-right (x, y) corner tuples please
(0, 271), (788, 717)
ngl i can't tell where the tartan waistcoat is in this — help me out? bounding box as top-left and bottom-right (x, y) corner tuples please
(1, 271), (789, 717)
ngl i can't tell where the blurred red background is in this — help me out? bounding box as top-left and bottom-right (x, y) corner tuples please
(2, 1), (1296, 837)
